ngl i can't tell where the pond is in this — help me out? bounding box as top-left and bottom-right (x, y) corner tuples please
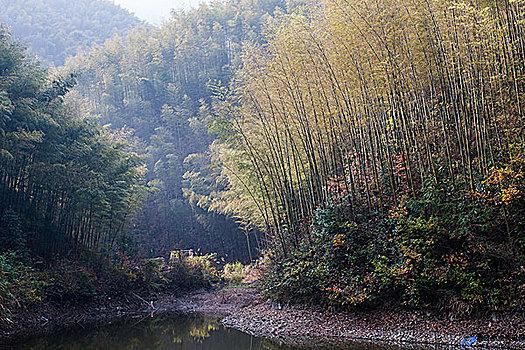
(12, 314), (416, 350)
(14, 315), (295, 350)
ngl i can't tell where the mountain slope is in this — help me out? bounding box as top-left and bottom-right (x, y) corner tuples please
(0, 0), (142, 65)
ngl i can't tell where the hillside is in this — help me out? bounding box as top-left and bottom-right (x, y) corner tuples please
(0, 0), (142, 65)
(63, 0), (285, 260)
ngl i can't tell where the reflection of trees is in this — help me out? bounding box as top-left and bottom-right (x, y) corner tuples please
(131, 315), (221, 347)
(25, 314), (457, 350)
(24, 315), (234, 350)
(188, 319), (219, 340)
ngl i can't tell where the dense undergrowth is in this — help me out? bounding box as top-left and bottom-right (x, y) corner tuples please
(0, 250), (226, 326)
(0, 213), (225, 328)
(263, 170), (525, 313)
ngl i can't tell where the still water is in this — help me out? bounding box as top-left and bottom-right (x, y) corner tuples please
(14, 314), (416, 350)
(16, 314), (301, 350)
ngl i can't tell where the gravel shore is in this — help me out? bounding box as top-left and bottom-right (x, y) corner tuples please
(179, 287), (525, 349)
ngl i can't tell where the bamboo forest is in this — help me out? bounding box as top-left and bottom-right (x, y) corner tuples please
(0, 0), (524, 349)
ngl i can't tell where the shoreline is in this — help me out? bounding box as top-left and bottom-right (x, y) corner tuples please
(2, 287), (525, 349)
(188, 287), (525, 349)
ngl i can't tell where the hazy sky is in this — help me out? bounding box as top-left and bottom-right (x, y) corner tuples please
(112, 0), (206, 24)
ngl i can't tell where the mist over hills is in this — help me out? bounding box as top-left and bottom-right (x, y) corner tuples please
(113, 0), (207, 24)
(0, 0), (142, 65)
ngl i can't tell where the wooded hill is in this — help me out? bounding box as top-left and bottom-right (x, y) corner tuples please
(63, 0), (286, 260)
(0, 0), (142, 65)
(204, 0), (525, 310)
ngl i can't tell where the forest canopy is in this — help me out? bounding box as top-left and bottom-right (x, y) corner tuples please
(0, 0), (142, 65)
(0, 28), (146, 257)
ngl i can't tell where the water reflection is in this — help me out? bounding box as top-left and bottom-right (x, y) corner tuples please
(14, 314), (451, 350)
(17, 314), (294, 350)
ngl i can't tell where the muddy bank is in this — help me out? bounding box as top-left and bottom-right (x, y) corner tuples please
(0, 293), (166, 343)
(2, 287), (525, 349)
(0, 287), (254, 345)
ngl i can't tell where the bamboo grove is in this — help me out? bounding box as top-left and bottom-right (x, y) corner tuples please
(0, 29), (146, 256)
(212, 0), (525, 256)
(62, 0), (285, 260)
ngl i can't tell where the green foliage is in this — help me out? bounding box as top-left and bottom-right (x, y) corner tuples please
(45, 268), (98, 303)
(0, 28), (147, 257)
(140, 258), (171, 291)
(264, 206), (395, 307)
(0, 251), (222, 324)
(0, 253), (46, 323)
(264, 252), (328, 304)
(391, 178), (525, 310)
(183, 254), (221, 285)
(0, 26), (149, 308)
(121, 253), (222, 292)
(0, 0), (141, 65)
(264, 176), (525, 312)
(0, 210), (28, 257)
(111, 254), (222, 292)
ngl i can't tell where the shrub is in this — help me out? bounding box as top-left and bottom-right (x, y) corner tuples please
(44, 263), (98, 303)
(184, 254), (220, 283)
(392, 179), (525, 311)
(0, 252), (45, 324)
(263, 251), (329, 304)
(263, 176), (525, 312)
(140, 258), (170, 291)
(164, 254), (219, 291)
(222, 262), (248, 285)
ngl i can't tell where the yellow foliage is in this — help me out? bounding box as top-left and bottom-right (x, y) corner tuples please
(332, 234), (346, 248)
(211, 0), (525, 245)
(501, 186), (521, 204)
